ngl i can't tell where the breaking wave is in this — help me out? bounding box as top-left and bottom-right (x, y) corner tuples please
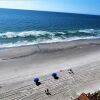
(0, 29), (100, 48)
(0, 29), (100, 38)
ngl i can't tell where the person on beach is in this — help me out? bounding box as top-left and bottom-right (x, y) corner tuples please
(45, 88), (51, 95)
(68, 68), (74, 75)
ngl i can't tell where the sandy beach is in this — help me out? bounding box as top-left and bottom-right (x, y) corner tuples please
(0, 39), (100, 100)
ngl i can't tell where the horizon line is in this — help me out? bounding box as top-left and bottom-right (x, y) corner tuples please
(0, 8), (100, 16)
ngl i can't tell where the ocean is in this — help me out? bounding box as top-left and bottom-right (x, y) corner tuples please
(0, 8), (100, 48)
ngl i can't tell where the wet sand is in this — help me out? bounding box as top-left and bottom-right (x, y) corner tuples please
(0, 39), (100, 100)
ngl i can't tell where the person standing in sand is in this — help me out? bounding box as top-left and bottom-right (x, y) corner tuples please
(45, 88), (51, 95)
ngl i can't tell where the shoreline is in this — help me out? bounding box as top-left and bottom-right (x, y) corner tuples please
(0, 38), (100, 61)
(0, 38), (100, 50)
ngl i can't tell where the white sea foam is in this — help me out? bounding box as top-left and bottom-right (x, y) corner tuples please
(78, 29), (100, 34)
(0, 30), (54, 38)
(0, 36), (99, 48)
(0, 29), (100, 39)
(0, 29), (100, 48)
(68, 29), (100, 35)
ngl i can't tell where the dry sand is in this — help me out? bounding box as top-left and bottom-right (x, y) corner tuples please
(0, 39), (100, 100)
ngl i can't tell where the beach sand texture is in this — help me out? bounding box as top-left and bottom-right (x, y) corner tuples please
(0, 39), (100, 100)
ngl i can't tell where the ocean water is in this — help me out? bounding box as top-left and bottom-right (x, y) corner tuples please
(0, 8), (100, 48)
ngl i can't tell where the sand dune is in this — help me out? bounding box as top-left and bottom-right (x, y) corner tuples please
(0, 39), (100, 100)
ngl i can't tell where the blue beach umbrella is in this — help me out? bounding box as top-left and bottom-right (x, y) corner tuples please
(52, 73), (57, 77)
(33, 77), (41, 86)
(52, 72), (59, 79)
(33, 77), (39, 83)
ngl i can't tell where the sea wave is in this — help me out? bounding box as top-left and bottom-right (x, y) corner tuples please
(68, 29), (100, 34)
(0, 29), (100, 48)
(0, 29), (100, 39)
(78, 29), (100, 34)
(0, 31), (54, 38)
